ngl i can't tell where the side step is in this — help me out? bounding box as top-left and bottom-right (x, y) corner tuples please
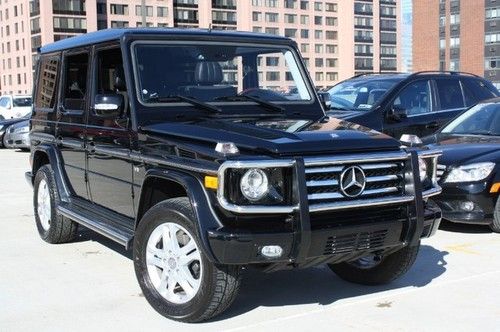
(57, 202), (134, 249)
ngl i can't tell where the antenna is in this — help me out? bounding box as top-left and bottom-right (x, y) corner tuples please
(208, 23), (212, 32)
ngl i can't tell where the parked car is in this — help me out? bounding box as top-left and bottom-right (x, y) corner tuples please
(326, 72), (499, 138)
(26, 28), (442, 322)
(423, 98), (500, 232)
(3, 119), (30, 150)
(0, 95), (32, 120)
(0, 114), (29, 148)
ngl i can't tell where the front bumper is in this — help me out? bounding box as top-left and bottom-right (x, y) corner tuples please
(4, 131), (30, 149)
(434, 182), (496, 224)
(207, 202), (441, 266)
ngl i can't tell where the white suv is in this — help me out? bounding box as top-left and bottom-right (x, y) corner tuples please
(0, 95), (32, 120)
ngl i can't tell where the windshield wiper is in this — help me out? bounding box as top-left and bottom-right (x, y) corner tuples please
(215, 95), (285, 113)
(153, 95), (222, 114)
(329, 106), (352, 111)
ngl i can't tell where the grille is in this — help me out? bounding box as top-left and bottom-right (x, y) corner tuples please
(437, 164), (446, 182)
(323, 230), (388, 255)
(305, 158), (407, 210)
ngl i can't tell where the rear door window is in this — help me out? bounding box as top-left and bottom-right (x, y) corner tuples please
(0, 96), (10, 108)
(435, 79), (465, 110)
(62, 52), (89, 112)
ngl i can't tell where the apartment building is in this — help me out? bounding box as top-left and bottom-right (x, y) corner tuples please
(0, 0), (401, 95)
(413, 0), (500, 87)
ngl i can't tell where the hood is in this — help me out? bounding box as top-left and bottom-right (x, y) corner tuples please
(424, 133), (500, 165)
(141, 117), (400, 156)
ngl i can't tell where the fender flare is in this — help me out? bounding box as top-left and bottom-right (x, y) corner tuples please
(32, 144), (72, 202)
(136, 169), (223, 262)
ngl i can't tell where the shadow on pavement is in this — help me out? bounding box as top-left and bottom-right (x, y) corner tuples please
(217, 244), (448, 320)
(73, 226), (448, 321)
(439, 220), (491, 234)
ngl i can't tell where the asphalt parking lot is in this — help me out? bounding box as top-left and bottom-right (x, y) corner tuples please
(1, 148), (499, 331)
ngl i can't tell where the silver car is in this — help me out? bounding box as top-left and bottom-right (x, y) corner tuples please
(3, 120), (30, 150)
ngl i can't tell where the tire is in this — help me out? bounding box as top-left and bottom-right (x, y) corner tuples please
(134, 197), (242, 323)
(491, 197), (500, 233)
(328, 243), (420, 285)
(33, 165), (78, 243)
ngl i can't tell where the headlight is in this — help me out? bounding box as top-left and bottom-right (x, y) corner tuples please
(240, 168), (269, 201)
(444, 162), (495, 183)
(418, 157), (428, 181)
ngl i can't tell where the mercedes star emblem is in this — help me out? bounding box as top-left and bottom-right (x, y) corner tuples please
(339, 166), (366, 198)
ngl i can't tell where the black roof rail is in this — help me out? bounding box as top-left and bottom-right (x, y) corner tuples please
(409, 71), (481, 78)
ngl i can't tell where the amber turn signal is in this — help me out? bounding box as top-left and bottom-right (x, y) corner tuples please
(204, 176), (218, 190)
(490, 183), (500, 193)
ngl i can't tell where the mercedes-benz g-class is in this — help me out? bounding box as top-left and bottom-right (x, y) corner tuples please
(26, 29), (442, 322)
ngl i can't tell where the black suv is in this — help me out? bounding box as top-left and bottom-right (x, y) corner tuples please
(26, 29), (442, 322)
(326, 72), (499, 138)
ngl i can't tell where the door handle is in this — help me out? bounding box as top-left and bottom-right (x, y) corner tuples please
(425, 121), (439, 129)
(87, 141), (96, 154)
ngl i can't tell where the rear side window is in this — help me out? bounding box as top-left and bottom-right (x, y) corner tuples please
(35, 56), (60, 110)
(435, 79), (464, 110)
(462, 78), (498, 103)
(63, 52), (89, 111)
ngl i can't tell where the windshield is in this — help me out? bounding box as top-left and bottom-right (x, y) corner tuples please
(133, 42), (312, 105)
(13, 97), (32, 107)
(327, 77), (404, 111)
(442, 102), (500, 136)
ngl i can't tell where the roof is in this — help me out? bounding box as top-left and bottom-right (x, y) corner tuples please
(39, 28), (292, 54)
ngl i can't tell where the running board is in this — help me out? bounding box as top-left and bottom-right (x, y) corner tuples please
(57, 203), (134, 249)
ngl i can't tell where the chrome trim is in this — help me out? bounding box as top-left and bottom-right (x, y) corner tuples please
(217, 159), (298, 214)
(366, 174), (400, 183)
(309, 195), (415, 212)
(306, 179), (338, 187)
(422, 186), (442, 199)
(308, 186), (399, 201)
(305, 166), (343, 174)
(304, 151), (409, 167)
(360, 163), (401, 170)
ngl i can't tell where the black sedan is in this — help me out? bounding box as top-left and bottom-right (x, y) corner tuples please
(0, 115), (29, 148)
(423, 98), (500, 232)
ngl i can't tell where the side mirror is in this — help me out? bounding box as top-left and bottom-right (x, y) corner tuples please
(387, 105), (408, 122)
(94, 94), (124, 118)
(318, 92), (331, 110)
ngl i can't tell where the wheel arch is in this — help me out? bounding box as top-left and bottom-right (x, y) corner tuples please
(136, 169), (222, 262)
(31, 144), (71, 201)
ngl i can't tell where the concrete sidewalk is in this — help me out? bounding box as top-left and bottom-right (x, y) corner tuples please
(1, 149), (499, 331)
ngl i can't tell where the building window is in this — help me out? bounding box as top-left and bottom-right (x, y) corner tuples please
(314, 16), (322, 25)
(266, 57), (280, 66)
(284, 14), (296, 23)
(485, 33), (500, 43)
(315, 72), (324, 81)
(326, 72), (338, 81)
(300, 15), (309, 24)
(300, 43), (309, 52)
(449, 60), (459, 71)
(97, 3), (106, 14)
(325, 3), (337, 12)
(97, 20), (107, 30)
(174, 9), (199, 23)
(157, 7), (168, 17)
(326, 58), (337, 67)
(265, 0), (278, 7)
(325, 17), (337, 26)
(354, 2), (373, 15)
(111, 21), (129, 28)
(450, 37), (460, 48)
(253, 11), (262, 21)
(355, 16), (373, 27)
(266, 71), (280, 81)
(380, 32), (397, 44)
(485, 57), (500, 69)
(284, 28), (297, 38)
(30, 18), (41, 34)
(300, 29), (309, 38)
(314, 30), (323, 39)
(53, 17), (87, 33)
(135, 5), (153, 17)
(300, 1), (309, 10)
(315, 58), (324, 67)
(212, 11), (236, 24)
(486, 8), (500, 19)
(265, 27), (279, 35)
(325, 31), (337, 40)
(265, 12), (279, 22)
(314, 2), (323, 11)
(52, 0), (86, 15)
(380, 5), (396, 17)
(110, 4), (128, 15)
(284, 0), (296, 9)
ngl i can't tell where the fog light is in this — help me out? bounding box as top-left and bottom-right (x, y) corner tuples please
(459, 201), (475, 212)
(261, 245), (283, 258)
